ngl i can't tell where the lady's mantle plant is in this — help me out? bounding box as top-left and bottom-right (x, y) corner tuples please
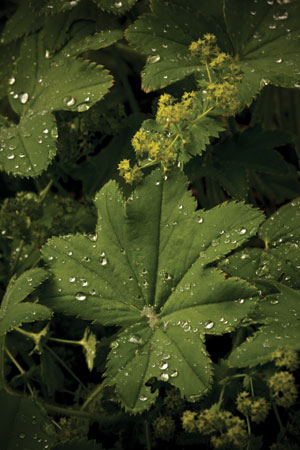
(0, 0), (300, 449)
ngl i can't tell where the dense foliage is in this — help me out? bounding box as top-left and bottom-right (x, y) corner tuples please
(0, 0), (300, 449)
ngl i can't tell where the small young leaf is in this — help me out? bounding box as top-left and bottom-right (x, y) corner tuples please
(41, 168), (264, 412)
(0, 268), (52, 335)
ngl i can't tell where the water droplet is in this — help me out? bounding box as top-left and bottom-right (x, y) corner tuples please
(159, 362), (168, 370)
(139, 395), (148, 401)
(100, 253), (108, 265)
(75, 292), (87, 301)
(7, 154), (15, 160)
(160, 373), (169, 381)
(77, 103), (90, 112)
(198, 217), (203, 224)
(8, 76), (15, 85)
(170, 370), (178, 377)
(64, 96), (76, 107)
(69, 277), (76, 283)
(147, 54), (160, 64)
(19, 92), (29, 104)
(239, 228), (247, 235)
(88, 233), (97, 241)
(204, 321), (214, 330)
(129, 335), (141, 344)
(276, 58), (282, 63)
(273, 11), (288, 20)
(45, 49), (50, 58)
(114, 1), (122, 7)
(19, 433), (26, 439)
(163, 75), (168, 79)
(50, 126), (58, 138)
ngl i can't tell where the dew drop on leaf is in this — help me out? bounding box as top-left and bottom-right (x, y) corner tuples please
(75, 292), (87, 301)
(77, 103), (90, 112)
(19, 92), (29, 104)
(69, 277), (76, 283)
(239, 228), (247, 235)
(19, 432), (26, 439)
(170, 370), (178, 377)
(160, 373), (169, 381)
(159, 362), (168, 370)
(8, 76), (15, 85)
(204, 321), (214, 330)
(139, 395), (148, 401)
(64, 96), (76, 107)
(147, 55), (160, 64)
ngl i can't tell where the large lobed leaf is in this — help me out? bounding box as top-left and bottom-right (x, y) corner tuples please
(0, 16), (122, 176)
(41, 168), (264, 412)
(0, 268), (52, 335)
(126, 0), (300, 101)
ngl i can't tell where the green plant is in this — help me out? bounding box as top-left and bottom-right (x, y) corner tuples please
(0, 0), (300, 449)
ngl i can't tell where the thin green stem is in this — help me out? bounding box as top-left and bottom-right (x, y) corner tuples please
(217, 383), (226, 410)
(272, 403), (284, 431)
(44, 344), (87, 391)
(38, 179), (54, 202)
(249, 378), (255, 397)
(80, 382), (105, 411)
(205, 61), (213, 83)
(48, 336), (82, 346)
(144, 419), (152, 450)
(245, 414), (251, 436)
(5, 347), (25, 375)
(5, 346), (34, 395)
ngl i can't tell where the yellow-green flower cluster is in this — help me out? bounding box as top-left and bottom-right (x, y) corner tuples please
(272, 349), (299, 372)
(189, 33), (220, 62)
(236, 391), (270, 424)
(156, 92), (196, 127)
(182, 408), (248, 449)
(268, 371), (298, 408)
(189, 34), (243, 113)
(132, 128), (177, 163)
(117, 159), (143, 184)
(152, 415), (176, 441)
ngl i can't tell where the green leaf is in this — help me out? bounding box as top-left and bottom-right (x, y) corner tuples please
(0, 268), (52, 335)
(228, 283), (300, 368)
(126, 0), (226, 92)
(220, 198), (300, 290)
(0, 26), (117, 176)
(0, 41), (20, 100)
(0, 391), (56, 449)
(93, 0), (138, 15)
(0, 0), (43, 45)
(224, 0), (300, 105)
(126, 0), (300, 102)
(41, 168), (264, 412)
(208, 127), (291, 200)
